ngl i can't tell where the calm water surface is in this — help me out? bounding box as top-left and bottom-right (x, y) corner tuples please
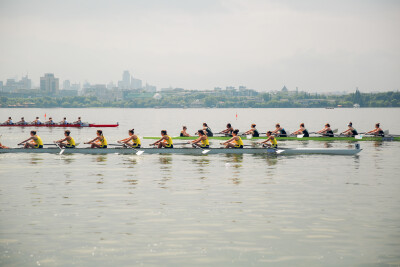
(0, 108), (400, 266)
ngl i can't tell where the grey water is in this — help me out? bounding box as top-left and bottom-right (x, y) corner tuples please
(0, 108), (400, 266)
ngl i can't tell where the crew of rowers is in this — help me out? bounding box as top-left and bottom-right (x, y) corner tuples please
(0, 122), (386, 150)
(2, 117), (83, 125)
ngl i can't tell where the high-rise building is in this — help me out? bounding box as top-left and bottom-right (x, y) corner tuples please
(131, 77), (142, 89)
(40, 73), (59, 94)
(20, 75), (31, 90)
(63, 80), (71, 90)
(121, 70), (131, 89)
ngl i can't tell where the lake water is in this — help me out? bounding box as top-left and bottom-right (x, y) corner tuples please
(1, 108), (400, 266)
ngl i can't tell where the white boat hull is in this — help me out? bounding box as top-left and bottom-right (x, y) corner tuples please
(0, 147), (362, 155)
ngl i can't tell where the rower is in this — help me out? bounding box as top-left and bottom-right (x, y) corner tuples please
(271, 123), (287, 137)
(202, 123), (213, 137)
(17, 117), (27, 125)
(341, 122), (358, 136)
(189, 130), (210, 148)
(317, 123), (334, 137)
(0, 142), (9, 149)
(33, 117), (42, 125)
(292, 123), (309, 137)
(18, 130), (43, 148)
(117, 129), (141, 148)
(4, 117), (13, 125)
(55, 130), (76, 148)
(259, 131), (278, 148)
(60, 117), (69, 125)
(151, 130), (173, 148)
(45, 117), (55, 125)
(219, 123), (234, 136)
(85, 130), (107, 148)
(180, 126), (190, 137)
(244, 124), (259, 137)
(221, 129), (243, 148)
(73, 117), (82, 125)
(366, 123), (385, 136)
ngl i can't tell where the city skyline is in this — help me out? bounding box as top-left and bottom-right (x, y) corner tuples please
(1, 0), (399, 92)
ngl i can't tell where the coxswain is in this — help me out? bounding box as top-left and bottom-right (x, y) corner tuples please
(292, 123), (309, 137)
(17, 117), (27, 125)
(33, 117), (42, 125)
(180, 126), (190, 137)
(54, 130), (76, 148)
(151, 130), (173, 148)
(271, 123), (287, 137)
(244, 124), (259, 137)
(341, 122), (358, 136)
(258, 131), (278, 148)
(189, 130), (210, 148)
(59, 117), (68, 125)
(18, 130), (43, 148)
(366, 123), (385, 136)
(117, 129), (141, 148)
(219, 123), (234, 136)
(4, 117), (13, 125)
(202, 123), (213, 137)
(85, 130), (107, 148)
(73, 117), (82, 125)
(45, 117), (55, 125)
(317, 123), (334, 137)
(221, 129), (243, 148)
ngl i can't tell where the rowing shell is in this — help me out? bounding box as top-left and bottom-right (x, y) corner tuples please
(0, 147), (362, 155)
(0, 123), (119, 128)
(143, 136), (399, 141)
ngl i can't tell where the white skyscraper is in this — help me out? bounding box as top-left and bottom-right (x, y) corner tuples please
(40, 73), (59, 94)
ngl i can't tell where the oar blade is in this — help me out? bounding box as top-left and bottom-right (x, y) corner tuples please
(246, 134), (252, 139)
(355, 135), (363, 140)
(202, 149), (210, 154)
(136, 150), (144, 155)
(276, 149), (285, 154)
(59, 149), (65, 155)
(297, 134), (304, 138)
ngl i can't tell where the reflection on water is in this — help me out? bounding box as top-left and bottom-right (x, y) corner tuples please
(94, 155), (108, 163)
(323, 142), (333, 148)
(159, 155), (173, 188)
(224, 154), (243, 184)
(29, 155), (44, 165)
(191, 157), (210, 179)
(59, 155), (76, 164)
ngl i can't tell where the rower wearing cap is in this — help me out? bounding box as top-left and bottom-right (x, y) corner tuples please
(259, 131), (278, 148)
(341, 122), (358, 136)
(117, 129), (141, 148)
(317, 123), (334, 137)
(33, 117), (42, 125)
(85, 130), (107, 148)
(151, 130), (173, 148)
(18, 130), (43, 148)
(271, 123), (287, 137)
(59, 117), (69, 125)
(244, 124), (259, 137)
(180, 126), (190, 137)
(219, 123), (234, 136)
(292, 123), (309, 137)
(222, 129), (243, 148)
(189, 130), (210, 148)
(4, 117), (13, 125)
(17, 117), (27, 125)
(74, 117), (82, 125)
(45, 117), (55, 125)
(55, 130), (76, 148)
(366, 123), (385, 136)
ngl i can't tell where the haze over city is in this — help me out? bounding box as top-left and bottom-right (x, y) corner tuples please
(1, 0), (399, 92)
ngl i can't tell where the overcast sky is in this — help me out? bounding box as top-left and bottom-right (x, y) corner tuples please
(0, 0), (399, 92)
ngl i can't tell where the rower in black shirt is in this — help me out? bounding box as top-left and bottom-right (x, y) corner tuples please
(317, 123), (334, 137)
(292, 123), (309, 137)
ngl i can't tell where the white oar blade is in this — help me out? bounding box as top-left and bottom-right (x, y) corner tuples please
(355, 135), (363, 140)
(297, 134), (304, 138)
(136, 150), (144, 155)
(246, 135), (252, 139)
(59, 149), (65, 155)
(276, 149), (285, 154)
(202, 150), (210, 154)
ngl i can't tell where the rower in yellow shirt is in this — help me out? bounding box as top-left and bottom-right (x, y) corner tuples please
(221, 129), (243, 148)
(189, 129), (210, 148)
(258, 131), (278, 148)
(85, 130), (107, 148)
(54, 130), (76, 148)
(18, 130), (44, 148)
(117, 129), (141, 148)
(151, 130), (173, 148)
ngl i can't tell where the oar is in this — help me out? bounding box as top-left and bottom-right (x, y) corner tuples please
(185, 141), (210, 154)
(112, 142), (144, 155)
(54, 142), (65, 155)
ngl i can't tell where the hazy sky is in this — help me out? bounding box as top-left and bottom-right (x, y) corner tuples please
(0, 0), (399, 92)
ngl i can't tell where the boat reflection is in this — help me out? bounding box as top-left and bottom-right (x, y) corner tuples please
(159, 155), (173, 188)
(191, 157), (210, 179)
